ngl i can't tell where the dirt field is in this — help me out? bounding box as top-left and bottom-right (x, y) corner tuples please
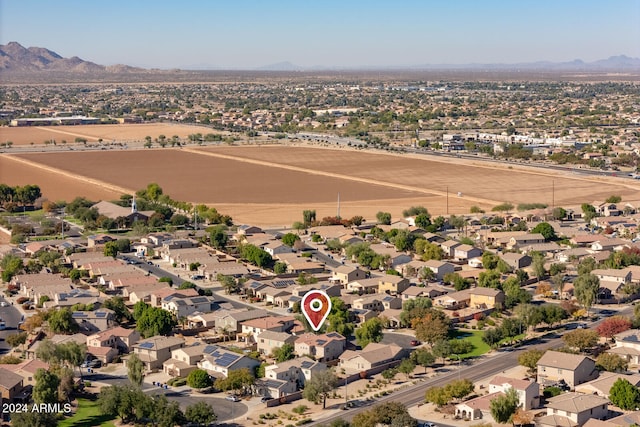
(3, 145), (639, 227)
(0, 123), (214, 145)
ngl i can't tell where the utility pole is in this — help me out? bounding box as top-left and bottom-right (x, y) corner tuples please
(446, 186), (449, 215)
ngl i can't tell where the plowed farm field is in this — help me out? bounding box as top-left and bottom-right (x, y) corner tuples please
(3, 145), (639, 226)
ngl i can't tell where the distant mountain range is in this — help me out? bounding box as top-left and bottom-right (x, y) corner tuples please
(1, 41), (639, 73)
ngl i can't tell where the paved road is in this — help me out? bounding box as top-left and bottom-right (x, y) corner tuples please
(0, 296), (24, 354)
(310, 305), (635, 426)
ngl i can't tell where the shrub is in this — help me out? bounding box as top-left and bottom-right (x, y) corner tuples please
(543, 386), (563, 398)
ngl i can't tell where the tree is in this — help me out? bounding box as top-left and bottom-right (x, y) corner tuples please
(411, 348), (436, 373)
(355, 317), (384, 348)
(582, 203), (598, 223)
(596, 353), (628, 372)
(273, 261), (287, 274)
(574, 273), (600, 314)
(531, 222), (556, 241)
(532, 252), (546, 282)
(127, 353), (145, 388)
(187, 369), (213, 389)
(482, 328), (503, 348)
(209, 226), (228, 249)
(432, 339), (452, 363)
(490, 387), (519, 424)
(606, 195), (622, 204)
(135, 304), (177, 338)
(185, 401), (217, 426)
(382, 368), (397, 381)
(48, 308), (78, 334)
(214, 368), (254, 395)
(596, 316), (632, 340)
(609, 378), (640, 410)
(562, 329), (599, 351)
(302, 369), (338, 409)
(217, 273), (240, 294)
(281, 232), (300, 247)
(376, 211), (392, 225)
(413, 311), (450, 346)
(302, 209), (316, 226)
(425, 386), (450, 407)
(33, 368), (59, 404)
(518, 349), (545, 374)
(154, 395), (186, 427)
(104, 241), (119, 258)
(6, 331), (28, 348)
(492, 202), (514, 212)
(9, 412), (58, 427)
(273, 343), (295, 362)
(0, 253), (24, 282)
(104, 296), (132, 323)
(398, 359), (416, 380)
(552, 207), (567, 220)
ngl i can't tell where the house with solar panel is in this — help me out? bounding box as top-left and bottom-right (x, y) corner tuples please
(197, 344), (260, 378)
(259, 357), (327, 397)
(215, 309), (271, 334)
(257, 330), (298, 356)
(72, 308), (116, 333)
(293, 332), (346, 362)
(163, 343), (208, 377)
(130, 336), (185, 372)
(161, 295), (216, 319)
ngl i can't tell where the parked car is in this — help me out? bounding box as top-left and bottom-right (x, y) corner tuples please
(410, 340), (421, 346)
(0, 301), (7, 307)
(226, 395), (240, 402)
(260, 396), (271, 402)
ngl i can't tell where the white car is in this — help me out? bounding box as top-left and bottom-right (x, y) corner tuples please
(0, 301), (7, 307)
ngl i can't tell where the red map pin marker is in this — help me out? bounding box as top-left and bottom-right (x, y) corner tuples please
(301, 290), (332, 332)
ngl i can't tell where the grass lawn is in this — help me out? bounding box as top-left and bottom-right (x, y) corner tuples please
(450, 328), (491, 359)
(58, 398), (116, 427)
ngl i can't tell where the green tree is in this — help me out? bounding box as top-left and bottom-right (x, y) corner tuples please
(355, 317), (384, 348)
(154, 395), (186, 427)
(48, 308), (78, 334)
(302, 369), (338, 409)
(33, 368), (59, 404)
(563, 329), (599, 352)
(135, 305), (177, 338)
(214, 368), (254, 395)
(376, 211), (392, 225)
(432, 339), (453, 363)
(518, 349), (545, 374)
(482, 328), (504, 348)
(574, 273), (600, 314)
(492, 202), (514, 212)
(103, 296), (132, 323)
(273, 343), (296, 362)
(302, 209), (316, 226)
(411, 348), (436, 373)
(187, 369), (213, 389)
(606, 195), (622, 204)
(596, 353), (628, 372)
(281, 232), (300, 247)
(425, 386), (450, 407)
(398, 358), (416, 380)
(274, 261), (287, 274)
(185, 401), (218, 426)
(609, 378), (640, 410)
(553, 207), (567, 220)
(6, 331), (28, 348)
(531, 222), (556, 241)
(413, 311), (450, 346)
(490, 387), (519, 423)
(209, 225), (228, 249)
(581, 203), (598, 223)
(104, 241), (119, 258)
(127, 352), (145, 388)
(0, 253), (24, 282)
(9, 412), (58, 427)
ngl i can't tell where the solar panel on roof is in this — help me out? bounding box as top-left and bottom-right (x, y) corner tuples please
(138, 342), (154, 349)
(72, 312), (87, 318)
(300, 361), (313, 369)
(316, 340), (327, 345)
(95, 312), (107, 318)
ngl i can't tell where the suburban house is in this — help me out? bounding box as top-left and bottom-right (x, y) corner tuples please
(294, 332), (346, 362)
(488, 375), (539, 410)
(576, 372), (640, 397)
(441, 240), (461, 258)
(163, 344), (206, 377)
(536, 392), (609, 427)
(257, 330), (297, 356)
(608, 329), (640, 365)
(0, 360), (49, 387)
(500, 252), (532, 270)
(86, 326), (141, 354)
(0, 367), (24, 402)
(434, 288), (505, 311)
(423, 260), (456, 280)
(347, 277), (383, 294)
(161, 295), (216, 319)
(130, 336), (185, 371)
(591, 268), (631, 298)
(216, 309), (270, 333)
(377, 275), (411, 295)
(456, 392), (503, 421)
(537, 351), (598, 389)
(352, 294), (402, 312)
(507, 233), (545, 249)
(401, 285), (448, 301)
(197, 344), (260, 378)
(339, 343), (405, 372)
(241, 316), (295, 340)
(263, 357), (326, 395)
(72, 308), (116, 333)
(454, 244), (483, 261)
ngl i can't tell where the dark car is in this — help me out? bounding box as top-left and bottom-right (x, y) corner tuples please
(410, 340), (421, 346)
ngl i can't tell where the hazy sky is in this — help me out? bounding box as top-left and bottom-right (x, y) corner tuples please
(1, 0), (639, 69)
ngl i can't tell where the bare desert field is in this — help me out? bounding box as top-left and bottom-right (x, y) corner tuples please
(0, 123), (214, 145)
(3, 145), (639, 226)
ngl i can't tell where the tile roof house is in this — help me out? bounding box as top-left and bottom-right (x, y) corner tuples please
(0, 360), (49, 387)
(294, 332), (346, 362)
(537, 350), (598, 389)
(455, 392), (503, 421)
(263, 356), (326, 395)
(161, 295), (216, 319)
(257, 330), (297, 356)
(488, 375), (540, 410)
(536, 392), (609, 427)
(0, 367), (24, 401)
(86, 326), (141, 354)
(130, 336), (185, 371)
(339, 343), (406, 372)
(163, 344), (207, 377)
(72, 308), (116, 333)
(576, 371), (640, 397)
(423, 260), (456, 280)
